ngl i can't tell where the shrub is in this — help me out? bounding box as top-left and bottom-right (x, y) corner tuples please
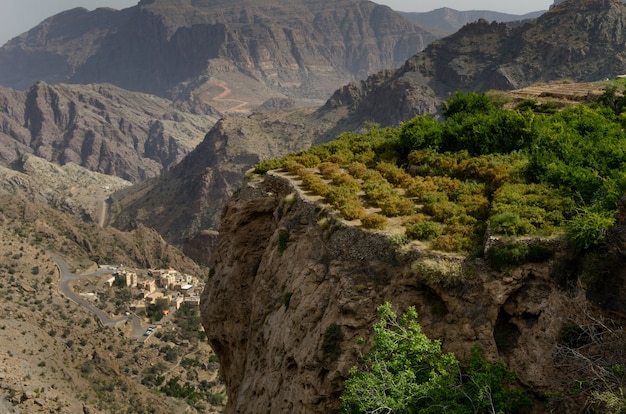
(406, 221), (441, 241)
(488, 211), (534, 236)
(378, 196), (415, 217)
(332, 173), (361, 192)
(340, 303), (530, 414)
(294, 154), (322, 168)
(412, 258), (465, 286)
(284, 160), (307, 175)
(405, 176), (440, 199)
(338, 200), (367, 221)
(322, 323), (343, 361)
(431, 233), (474, 254)
(567, 208), (615, 250)
(254, 158), (285, 174)
(346, 162), (368, 179)
(301, 174), (330, 196)
(318, 162), (340, 178)
(361, 213), (387, 230)
(376, 162), (412, 187)
(486, 241), (552, 271)
(487, 242), (528, 271)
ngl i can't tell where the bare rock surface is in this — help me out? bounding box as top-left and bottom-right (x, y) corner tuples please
(0, 82), (218, 183)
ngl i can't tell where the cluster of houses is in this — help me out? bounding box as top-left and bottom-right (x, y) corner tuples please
(105, 267), (202, 314)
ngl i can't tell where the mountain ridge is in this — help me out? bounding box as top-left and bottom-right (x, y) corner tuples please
(0, 0), (437, 114)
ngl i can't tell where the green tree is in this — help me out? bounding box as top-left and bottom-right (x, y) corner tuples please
(341, 303), (529, 414)
(441, 91), (497, 119)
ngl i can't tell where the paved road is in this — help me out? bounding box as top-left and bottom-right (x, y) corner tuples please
(48, 252), (146, 338)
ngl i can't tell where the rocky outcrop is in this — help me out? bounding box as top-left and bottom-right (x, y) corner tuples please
(201, 172), (616, 413)
(0, 82), (217, 183)
(107, 106), (328, 247)
(0, 0), (437, 113)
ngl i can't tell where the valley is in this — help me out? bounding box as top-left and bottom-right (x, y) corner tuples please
(3, 0), (626, 413)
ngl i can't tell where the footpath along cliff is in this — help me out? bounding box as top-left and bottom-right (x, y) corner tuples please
(201, 170), (626, 413)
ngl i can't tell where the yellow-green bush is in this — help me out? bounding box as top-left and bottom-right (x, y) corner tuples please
(361, 213), (388, 229)
(301, 174), (331, 196)
(294, 154), (322, 168)
(318, 162), (340, 178)
(331, 173), (361, 192)
(405, 176), (440, 199)
(406, 221), (442, 241)
(431, 233), (474, 253)
(346, 162), (369, 179)
(338, 200), (367, 221)
(378, 195), (416, 217)
(376, 162), (413, 187)
(285, 160), (307, 175)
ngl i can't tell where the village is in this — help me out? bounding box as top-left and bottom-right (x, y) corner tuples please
(69, 263), (206, 340)
(104, 266), (203, 316)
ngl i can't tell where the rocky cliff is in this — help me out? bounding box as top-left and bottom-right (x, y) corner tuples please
(107, 106), (331, 247)
(201, 171), (626, 413)
(0, 0), (437, 114)
(0, 81), (217, 183)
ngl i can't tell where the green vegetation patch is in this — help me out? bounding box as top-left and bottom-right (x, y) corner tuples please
(340, 303), (530, 413)
(254, 90), (626, 256)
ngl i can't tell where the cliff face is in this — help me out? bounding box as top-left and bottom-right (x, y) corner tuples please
(201, 172), (610, 413)
(107, 107), (332, 247)
(0, 82), (217, 183)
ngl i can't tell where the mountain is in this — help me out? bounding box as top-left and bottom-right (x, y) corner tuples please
(0, 0), (438, 115)
(0, 81), (218, 183)
(322, 0), (626, 129)
(400, 7), (545, 36)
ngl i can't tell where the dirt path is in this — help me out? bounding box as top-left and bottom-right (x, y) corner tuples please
(196, 79), (251, 114)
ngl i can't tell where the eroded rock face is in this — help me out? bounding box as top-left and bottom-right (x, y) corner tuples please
(201, 172), (598, 413)
(0, 82), (217, 183)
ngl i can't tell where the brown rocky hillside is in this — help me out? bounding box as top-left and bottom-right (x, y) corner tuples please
(0, 81), (218, 183)
(0, 193), (221, 413)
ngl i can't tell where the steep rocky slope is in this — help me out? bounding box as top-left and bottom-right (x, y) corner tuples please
(0, 193), (220, 413)
(0, 153), (132, 223)
(0, 0), (437, 114)
(201, 171), (626, 413)
(108, 106), (339, 249)
(0, 81), (217, 183)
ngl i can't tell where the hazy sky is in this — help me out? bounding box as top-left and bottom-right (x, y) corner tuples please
(0, 0), (555, 46)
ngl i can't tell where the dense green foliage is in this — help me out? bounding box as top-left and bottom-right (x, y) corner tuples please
(340, 303), (530, 413)
(255, 90), (626, 255)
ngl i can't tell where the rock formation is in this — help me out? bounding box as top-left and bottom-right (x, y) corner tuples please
(0, 81), (218, 183)
(201, 171), (621, 412)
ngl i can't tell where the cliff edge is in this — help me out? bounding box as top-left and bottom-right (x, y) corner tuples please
(201, 171), (616, 412)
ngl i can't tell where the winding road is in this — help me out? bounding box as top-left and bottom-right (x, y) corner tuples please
(48, 252), (145, 338)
